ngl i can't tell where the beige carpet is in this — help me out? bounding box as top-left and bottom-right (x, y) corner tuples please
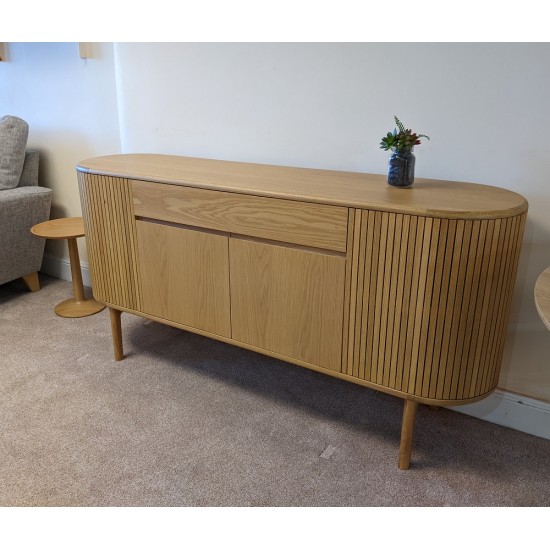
(1, 274), (549, 506)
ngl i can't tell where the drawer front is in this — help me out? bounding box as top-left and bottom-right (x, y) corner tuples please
(132, 180), (348, 252)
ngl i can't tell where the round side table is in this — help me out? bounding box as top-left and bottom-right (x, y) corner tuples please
(31, 217), (105, 318)
(535, 265), (550, 331)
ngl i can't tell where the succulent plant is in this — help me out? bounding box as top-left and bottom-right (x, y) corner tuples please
(380, 116), (430, 152)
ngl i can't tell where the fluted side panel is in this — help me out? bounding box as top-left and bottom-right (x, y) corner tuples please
(342, 209), (358, 374)
(77, 173), (141, 311)
(345, 210), (526, 401)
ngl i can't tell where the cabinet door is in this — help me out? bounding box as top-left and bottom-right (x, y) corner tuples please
(229, 238), (345, 371)
(135, 220), (231, 337)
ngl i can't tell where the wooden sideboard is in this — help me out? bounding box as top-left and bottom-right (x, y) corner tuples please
(77, 154), (528, 469)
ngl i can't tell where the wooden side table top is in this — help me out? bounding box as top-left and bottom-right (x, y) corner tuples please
(535, 266), (550, 332)
(31, 217), (85, 240)
(30, 215), (105, 318)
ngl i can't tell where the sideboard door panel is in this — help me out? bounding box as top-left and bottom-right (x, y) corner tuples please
(229, 238), (345, 371)
(135, 220), (231, 337)
(343, 209), (527, 401)
(77, 173), (142, 311)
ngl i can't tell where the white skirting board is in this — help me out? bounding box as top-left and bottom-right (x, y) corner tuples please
(448, 389), (550, 440)
(39, 253), (550, 441)
(40, 252), (92, 289)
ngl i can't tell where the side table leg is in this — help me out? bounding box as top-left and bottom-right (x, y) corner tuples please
(67, 237), (86, 302)
(54, 237), (105, 318)
(109, 307), (124, 361)
(398, 399), (418, 470)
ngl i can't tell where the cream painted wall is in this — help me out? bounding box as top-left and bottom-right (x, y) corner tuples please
(1, 42), (549, 402)
(0, 42), (121, 263)
(114, 42), (550, 401)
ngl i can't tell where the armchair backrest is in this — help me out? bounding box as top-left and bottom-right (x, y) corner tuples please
(0, 115), (30, 191)
(18, 151), (39, 187)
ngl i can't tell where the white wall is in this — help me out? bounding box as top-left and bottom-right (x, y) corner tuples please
(2, 42), (550, 404)
(0, 42), (121, 262)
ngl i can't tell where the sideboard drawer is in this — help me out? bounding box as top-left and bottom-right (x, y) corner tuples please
(132, 180), (348, 252)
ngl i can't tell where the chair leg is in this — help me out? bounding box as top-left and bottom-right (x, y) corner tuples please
(22, 272), (40, 292)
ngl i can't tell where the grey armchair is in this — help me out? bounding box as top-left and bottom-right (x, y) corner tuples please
(0, 116), (52, 291)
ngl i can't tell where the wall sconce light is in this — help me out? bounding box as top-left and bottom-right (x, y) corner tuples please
(78, 43), (91, 59)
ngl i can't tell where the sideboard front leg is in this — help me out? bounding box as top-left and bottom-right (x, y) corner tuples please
(398, 399), (418, 470)
(109, 307), (124, 361)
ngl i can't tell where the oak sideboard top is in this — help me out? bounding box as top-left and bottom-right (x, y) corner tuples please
(77, 154), (528, 220)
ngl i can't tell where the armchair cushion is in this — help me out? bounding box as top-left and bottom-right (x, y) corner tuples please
(0, 115), (29, 190)
(19, 151), (40, 187)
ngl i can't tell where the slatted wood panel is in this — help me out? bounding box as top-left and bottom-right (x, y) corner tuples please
(77, 173), (141, 310)
(344, 210), (526, 401)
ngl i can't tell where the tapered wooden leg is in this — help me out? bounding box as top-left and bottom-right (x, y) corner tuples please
(22, 272), (40, 292)
(398, 399), (418, 470)
(68, 238), (86, 302)
(109, 307), (124, 361)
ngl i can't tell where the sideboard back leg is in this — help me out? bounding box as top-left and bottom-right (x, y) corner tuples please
(398, 399), (418, 470)
(109, 307), (124, 361)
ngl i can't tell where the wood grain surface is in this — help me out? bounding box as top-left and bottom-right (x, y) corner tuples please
(78, 156), (528, 405)
(535, 266), (550, 331)
(229, 237), (345, 370)
(77, 173), (142, 311)
(342, 210), (526, 400)
(78, 154), (528, 220)
(132, 179), (348, 252)
(135, 219), (231, 337)
(31, 217), (85, 240)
